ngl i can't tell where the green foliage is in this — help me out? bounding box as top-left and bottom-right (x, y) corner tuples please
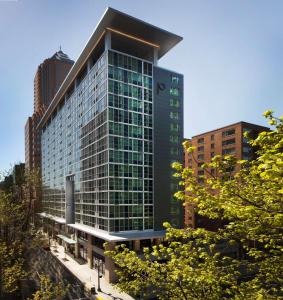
(107, 227), (241, 299)
(28, 275), (68, 300)
(0, 167), (43, 297)
(0, 241), (26, 294)
(106, 111), (283, 299)
(0, 191), (29, 296)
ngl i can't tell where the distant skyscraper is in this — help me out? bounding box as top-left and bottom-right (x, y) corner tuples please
(184, 121), (269, 229)
(25, 50), (74, 171)
(25, 50), (73, 216)
(34, 50), (74, 113)
(38, 8), (184, 282)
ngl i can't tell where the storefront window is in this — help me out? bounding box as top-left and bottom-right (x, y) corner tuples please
(92, 252), (105, 275)
(79, 244), (87, 261)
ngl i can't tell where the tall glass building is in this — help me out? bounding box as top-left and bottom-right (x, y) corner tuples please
(38, 8), (183, 282)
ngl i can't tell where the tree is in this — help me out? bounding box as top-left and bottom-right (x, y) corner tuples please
(0, 191), (28, 297)
(0, 241), (26, 297)
(106, 111), (283, 300)
(28, 275), (68, 300)
(0, 167), (42, 298)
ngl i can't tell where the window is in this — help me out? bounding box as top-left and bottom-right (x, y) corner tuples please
(226, 166), (235, 172)
(243, 128), (251, 134)
(170, 123), (180, 132)
(243, 154), (251, 160)
(243, 146), (251, 154)
(222, 128), (235, 137)
(170, 112), (179, 120)
(171, 75), (179, 84)
(243, 128), (251, 143)
(222, 138), (235, 146)
(198, 170), (204, 176)
(143, 76), (152, 89)
(170, 98), (180, 108)
(211, 143), (215, 149)
(170, 148), (179, 155)
(198, 137), (204, 144)
(144, 62), (152, 76)
(211, 152), (215, 157)
(78, 230), (88, 241)
(211, 134), (214, 141)
(170, 135), (180, 144)
(170, 88), (179, 96)
(222, 148), (235, 155)
(197, 146), (204, 152)
(197, 154), (204, 160)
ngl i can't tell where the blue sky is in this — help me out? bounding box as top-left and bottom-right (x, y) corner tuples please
(0, 0), (282, 171)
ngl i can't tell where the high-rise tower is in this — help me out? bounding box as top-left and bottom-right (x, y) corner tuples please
(34, 50), (74, 113)
(25, 50), (74, 171)
(38, 8), (183, 282)
(25, 50), (73, 217)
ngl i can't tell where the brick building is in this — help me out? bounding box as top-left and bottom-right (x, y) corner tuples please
(25, 50), (74, 171)
(33, 50), (74, 113)
(184, 121), (269, 228)
(25, 112), (42, 172)
(25, 50), (74, 206)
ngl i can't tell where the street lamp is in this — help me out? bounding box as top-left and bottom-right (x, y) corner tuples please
(97, 259), (103, 292)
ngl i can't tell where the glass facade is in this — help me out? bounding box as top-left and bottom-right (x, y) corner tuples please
(42, 50), (153, 233)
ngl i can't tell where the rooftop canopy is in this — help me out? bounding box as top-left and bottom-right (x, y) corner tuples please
(38, 7), (182, 129)
(97, 7), (182, 59)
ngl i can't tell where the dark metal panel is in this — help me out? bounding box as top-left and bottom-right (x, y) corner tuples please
(153, 67), (184, 230)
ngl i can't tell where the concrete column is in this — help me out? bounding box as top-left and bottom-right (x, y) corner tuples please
(74, 230), (79, 258)
(87, 58), (92, 72)
(134, 240), (141, 251)
(87, 234), (93, 269)
(153, 48), (158, 66)
(65, 176), (75, 224)
(105, 31), (111, 51)
(51, 221), (55, 239)
(104, 242), (117, 283)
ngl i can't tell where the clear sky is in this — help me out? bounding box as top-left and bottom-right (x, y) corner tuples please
(0, 0), (282, 171)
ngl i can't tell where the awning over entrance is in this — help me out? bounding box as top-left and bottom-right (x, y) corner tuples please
(39, 212), (66, 224)
(57, 234), (76, 244)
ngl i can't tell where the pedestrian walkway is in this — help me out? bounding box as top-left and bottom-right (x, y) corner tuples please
(49, 240), (135, 300)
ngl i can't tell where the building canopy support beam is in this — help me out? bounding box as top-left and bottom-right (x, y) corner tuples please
(105, 31), (111, 51)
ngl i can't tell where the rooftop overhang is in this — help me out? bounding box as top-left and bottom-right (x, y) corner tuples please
(37, 7), (182, 130)
(40, 213), (166, 242)
(57, 234), (76, 244)
(101, 7), (183, 59)
(39, 212), (66, 224)
(69, 223), (166, 242)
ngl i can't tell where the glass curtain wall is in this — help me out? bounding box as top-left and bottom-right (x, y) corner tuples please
(108, 50), (153, 232)
(42, 49), (154, 232)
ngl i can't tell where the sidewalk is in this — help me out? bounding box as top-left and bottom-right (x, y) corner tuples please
(49, 240), (135, 300)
